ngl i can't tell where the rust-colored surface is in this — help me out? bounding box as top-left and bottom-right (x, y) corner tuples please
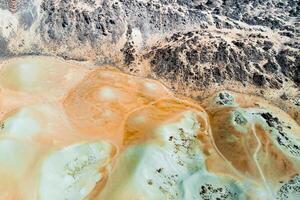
(0, 56), (299, 200)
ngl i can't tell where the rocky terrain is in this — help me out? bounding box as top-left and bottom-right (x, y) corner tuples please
(0, 1), (300, 199)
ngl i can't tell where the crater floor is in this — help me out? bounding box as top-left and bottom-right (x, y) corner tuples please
(0, 56), (299, 200)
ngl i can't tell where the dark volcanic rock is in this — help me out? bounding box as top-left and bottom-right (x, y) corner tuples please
(143, 28), (298, 90)
(0, 36), (8, 56)
(263, 60), (278, 73)
(253, 72), (266, 87)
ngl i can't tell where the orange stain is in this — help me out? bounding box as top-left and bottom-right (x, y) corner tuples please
(0, 57), (299, 200)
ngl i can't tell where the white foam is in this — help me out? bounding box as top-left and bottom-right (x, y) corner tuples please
(18, 63), (38, 86)
(3, 108), (40, 140)
(98, 87), (118, 101)
(144, 82), (157, 91)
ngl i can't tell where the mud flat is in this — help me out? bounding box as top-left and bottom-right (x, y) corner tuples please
(0, 56), (299, 200)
